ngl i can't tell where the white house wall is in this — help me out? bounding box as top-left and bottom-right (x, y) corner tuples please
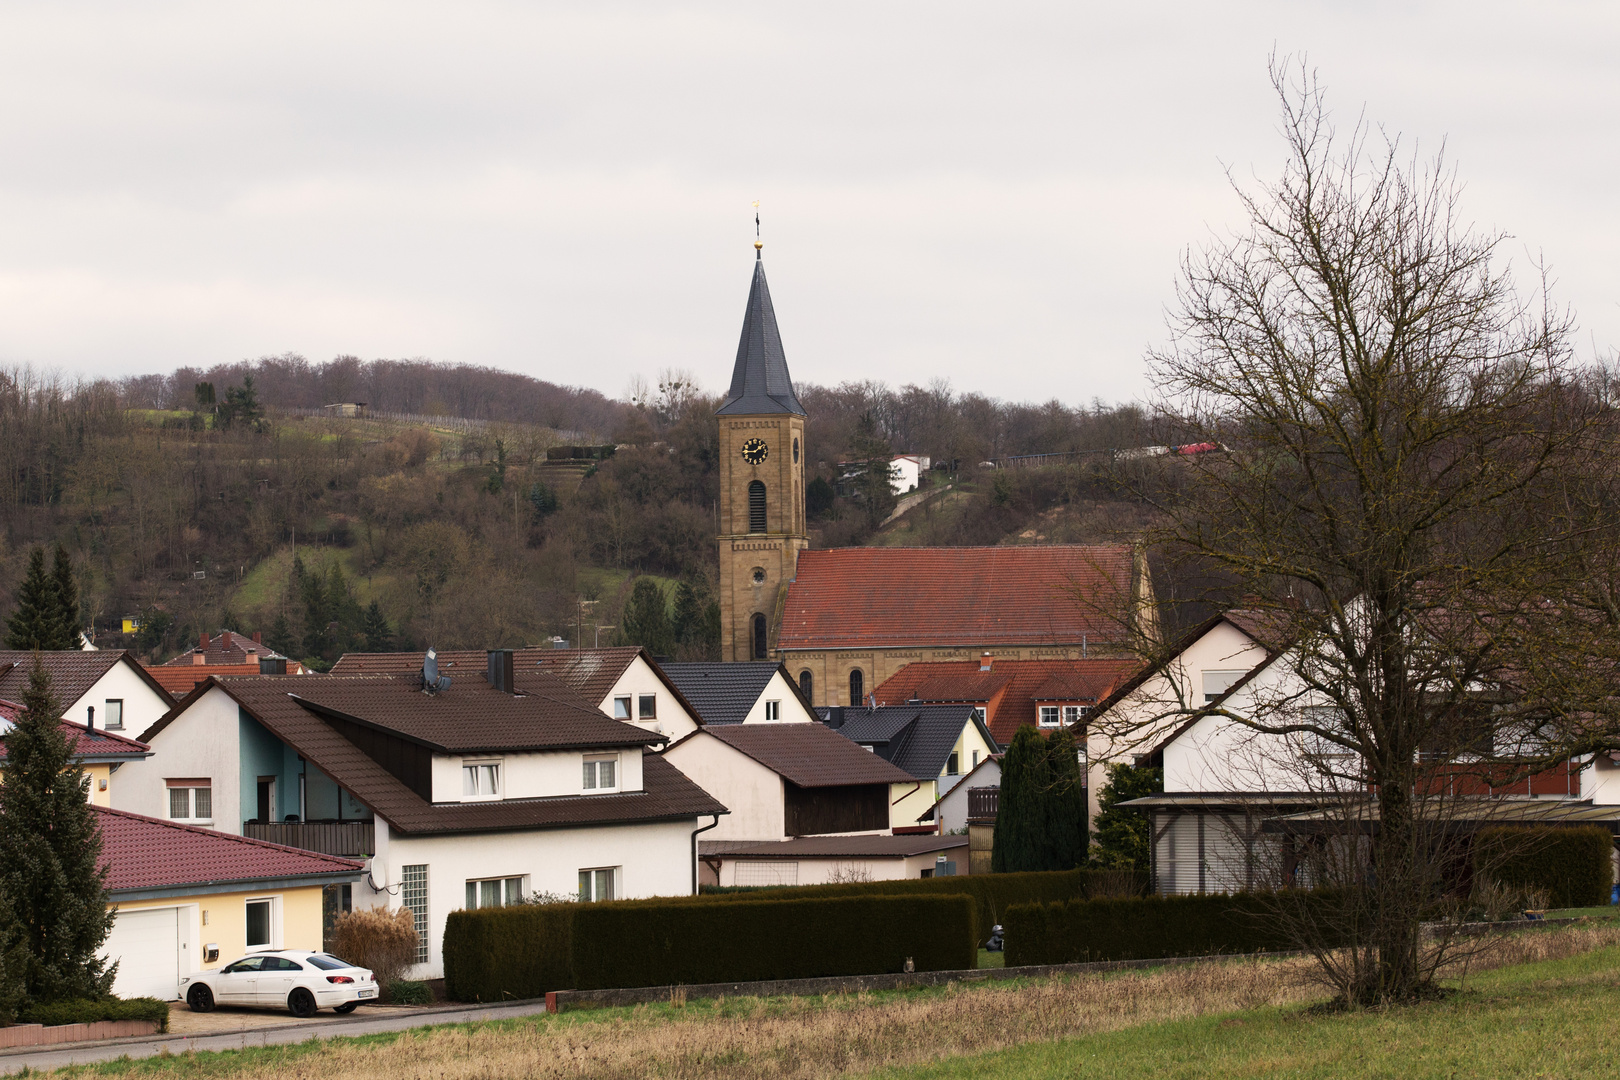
(660, 736), (784, 841)
(71, 660), (172, 737)
(1161, 657), (1334, 796)
(739, 670), (817, 723)
(605, 658), (700, 740)
(430, 747), (647, 802)
(715, 849), (964, 887)
(934, 759), (1001, 833)
(111, 685), (242, 829)
(364, 817), (701, 979)
(1582, 754), (1620, 805)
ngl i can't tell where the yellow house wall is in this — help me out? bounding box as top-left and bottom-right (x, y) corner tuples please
(111, 885), (327, 972)
(86, 763), (112, 806)
(891, 780), (938, 830)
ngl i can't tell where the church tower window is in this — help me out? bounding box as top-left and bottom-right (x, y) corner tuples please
(799, 669), (813, 700)
(849, 669), (864, 706)
(748, 481), (766, 533)
(752, 614), (768, 660)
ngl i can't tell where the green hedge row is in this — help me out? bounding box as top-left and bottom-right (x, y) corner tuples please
(1474, 826), (1614, 909)
(697, 868), (1147, 940)
(19, 997), (170, 1031)
(444, 894), (975, 1001)
(1004, 891), (1343, 966)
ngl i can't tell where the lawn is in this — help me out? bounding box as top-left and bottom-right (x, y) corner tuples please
(40, 925), (1620, 1080)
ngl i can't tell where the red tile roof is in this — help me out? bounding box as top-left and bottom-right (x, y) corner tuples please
(698, 723), (915, 788)
(159, 630), (286, 667)
(872, 657), (1141, 745)
(143, 662), (309, 697)
(0, 702), (152, 761)
(94, 805), (362, 893)
(777, 545), (1138, 651)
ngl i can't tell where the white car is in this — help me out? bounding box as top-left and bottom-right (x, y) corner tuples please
(181, 950), (379, 1017)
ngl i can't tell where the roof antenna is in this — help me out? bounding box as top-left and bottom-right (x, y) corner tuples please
(421, 647), (451, 693)
(753, 200), (762, 258)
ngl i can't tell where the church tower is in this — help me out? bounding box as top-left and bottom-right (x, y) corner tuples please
(716, 243), (807, 662)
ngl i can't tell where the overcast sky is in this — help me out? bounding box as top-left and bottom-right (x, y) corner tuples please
(0, 2), (1615, 406)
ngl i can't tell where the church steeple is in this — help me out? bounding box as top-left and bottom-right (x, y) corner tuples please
(715, 249), (806, 417)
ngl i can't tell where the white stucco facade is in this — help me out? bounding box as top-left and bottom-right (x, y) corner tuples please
(66, 658), (173, 738)
(930, 757), (1001, 833)
(111, 684), (241, 828)
(661, 735), (787, 841)
(740, 669), (818, 723)
(709, 846), (967, 887)
(600, 656), (701, 741)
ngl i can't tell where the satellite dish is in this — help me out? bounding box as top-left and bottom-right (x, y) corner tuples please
(423, 648), (439, 687)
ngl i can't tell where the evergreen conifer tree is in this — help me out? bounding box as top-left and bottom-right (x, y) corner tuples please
(265, 614), (295, 659)
(1040, 727), (1089, 871)
(0, 886), (27, 1025)
(49, 546), (79, 650)
(300, 567), (329, 660)
(0, 660), (115, 1001)
(361, 601), (393, 651)
(1089, 763), (1162, 869)
(5, 549), (59, 651)
(619, 578), (674, 657)
(991, 726), (1047, 872)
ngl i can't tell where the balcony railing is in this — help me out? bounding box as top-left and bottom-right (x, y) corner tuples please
(243, 820), (375, 857)
(967, 786), (999, 822)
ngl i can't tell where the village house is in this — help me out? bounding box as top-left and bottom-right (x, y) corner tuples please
(699, 833), (970, 887)
(0, 650), (175, 737)
(333, 646), (702, 741)
(0, 699), (153, 805)
(920, 752), (1002, 834)
(117, 654), (726, 979)
(660, 661), (819, 725)
(819, 703), (999, 830)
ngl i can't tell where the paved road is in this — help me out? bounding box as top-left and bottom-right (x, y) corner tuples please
(0, 999), (553, 1075)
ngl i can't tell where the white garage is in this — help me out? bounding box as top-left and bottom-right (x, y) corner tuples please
(104, 905), (191, 1000)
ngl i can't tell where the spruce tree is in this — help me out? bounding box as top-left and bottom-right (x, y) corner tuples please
(619, 578), (674, 657)
(1040, 727), (1089, 871)
(361, 601), (393, 651)
(1090, 763), (1163, 869)
(265, 613), (295, 659)
(991, 726), (1047, 872)
(300, 568), (329, 660)
(50, 546), (80, 650)
(5, 549), (59, 651)
(0, 659), (115, 1001)
(0, 886), (27, 1025)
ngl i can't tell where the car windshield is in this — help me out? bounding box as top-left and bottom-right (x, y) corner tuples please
(222, 957), (265, 973)
(305, 954), (351, 971)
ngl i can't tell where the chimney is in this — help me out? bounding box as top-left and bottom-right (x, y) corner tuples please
(192, 649), (206, 666)
(199, 632), (210, 652)
(252, 631), (262, 645)
(487, 649), (515, 694)
(221, 630), (232, 649)
(259, 657), (287, 675)
(979, 652), (993, 672)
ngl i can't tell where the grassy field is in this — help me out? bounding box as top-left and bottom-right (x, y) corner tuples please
(39, 925), (1620, 1080)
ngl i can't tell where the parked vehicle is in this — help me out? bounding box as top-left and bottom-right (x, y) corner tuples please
(181, 950), (378, 1017)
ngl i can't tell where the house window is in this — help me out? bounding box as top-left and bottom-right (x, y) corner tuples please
(583, 755), (619, 791)
(1203, 670), (1248, 703)
(849, 669), (864, 706)
(752, 614), (768, 660)
(638, 694), (657, 720)
(578, 867), (617, 902)
(465, 876), (526, 909)
(1062, 705), (1086, 725)
(613, 696), (632, 720)
(167, 781), (212, 822)
(946, 752), (959, 776)
(748, 480), (767, 533)
(461, 762), (500, 799)
(245, 899), (272, 949)
(971, 749), (980, 769)
(799, 670), (813, 699)
(400, 865), (429, 965)
(104, 699), (124, 730)
(764, 700), (781, 721)
(972, 706), (986, 724)
(1038, 706), (1060, 727)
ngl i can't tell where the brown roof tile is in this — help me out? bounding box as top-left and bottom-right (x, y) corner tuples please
(95, 805), (362, 893)
(158, 630), (286, 667)
(777, 545), (1137, 651)
(702, 723), (915, 788)
(0, 650), (174, 710)
(143, 662), (309, 697)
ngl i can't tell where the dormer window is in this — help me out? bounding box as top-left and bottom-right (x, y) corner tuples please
(583, 754), (619, 792)
(462, 761), (501, 799)
(1038, 706), (1060, 727)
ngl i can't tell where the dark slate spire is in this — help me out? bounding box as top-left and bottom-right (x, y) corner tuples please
(715, 247), (806, 416)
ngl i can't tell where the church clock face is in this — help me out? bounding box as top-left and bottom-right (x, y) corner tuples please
(741, 438), (769, 465)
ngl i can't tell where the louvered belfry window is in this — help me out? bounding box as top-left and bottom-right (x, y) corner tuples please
(748, 481), (766, 532)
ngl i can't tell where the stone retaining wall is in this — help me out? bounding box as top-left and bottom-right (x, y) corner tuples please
(0, 1019), (161, 1048)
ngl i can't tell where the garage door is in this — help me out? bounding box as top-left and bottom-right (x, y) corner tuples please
(104, 907), (183, 1000)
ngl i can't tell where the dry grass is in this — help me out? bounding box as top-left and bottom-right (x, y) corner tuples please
(72, 924), (1620, 1080)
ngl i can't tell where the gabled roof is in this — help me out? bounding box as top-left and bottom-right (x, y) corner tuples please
(714, 253), (806, 417)
(0, 650), (175, 710)
(777, 545), (1137, 652)
(0, 699), (153, 763)
(95, 805), (363, 893)
(158, 630), (288, 667)
(660, 661), (815, 725)
(872, 657), (1141, 745)
(821, 704), (998, 781)
(1084, 608), (1279, 726)
(144, 678), (726, 835)
(330, 646), (700, 721)
(144, 662), (309, 697)
(696, 723), (913, 788)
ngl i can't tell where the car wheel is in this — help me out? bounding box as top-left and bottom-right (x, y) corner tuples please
(186, 984), (215, 1013)
(288, 987), (318, 1018)
(334, 1002), (358, 1014)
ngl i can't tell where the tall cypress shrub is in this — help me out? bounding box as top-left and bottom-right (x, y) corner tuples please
(6, 549), (59, 651)
(50, 546), (80, 650)
(0, 660), (116, 1001)
(1041, 727), (1089, 870)
(993, 726), (1046, 872)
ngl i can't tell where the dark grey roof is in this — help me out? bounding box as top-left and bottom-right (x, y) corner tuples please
(661, 661), (813, 725)
(820, 704), (995, 782)
(714, 254), (806, 417)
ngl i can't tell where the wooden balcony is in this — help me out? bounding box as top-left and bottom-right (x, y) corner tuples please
(243, 820), (375, 857)
(967, 786), (999, 823)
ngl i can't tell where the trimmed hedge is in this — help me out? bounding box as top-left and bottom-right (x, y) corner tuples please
(1474, 826), (1614, 909)
(443, 902), (574, 1003)
(698, 868), (1147, 940)
(1004, 891), (1341, 966)
(18, 997), (170, 1031)
(443, 894), (975, 1001)
(572, 894), (975, 989)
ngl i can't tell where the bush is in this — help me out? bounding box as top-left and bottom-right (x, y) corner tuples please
(443, 902), (575, 1003)
(1474, 826), (1613, 909)
(697, 868), (1146, 941)
(327, 907), (419, 989)
(19, 996), (169, 1031)
(443, 894), (975, 1001)
(384, 979), (432, 1005)
(1004, 891), (1342, 966)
